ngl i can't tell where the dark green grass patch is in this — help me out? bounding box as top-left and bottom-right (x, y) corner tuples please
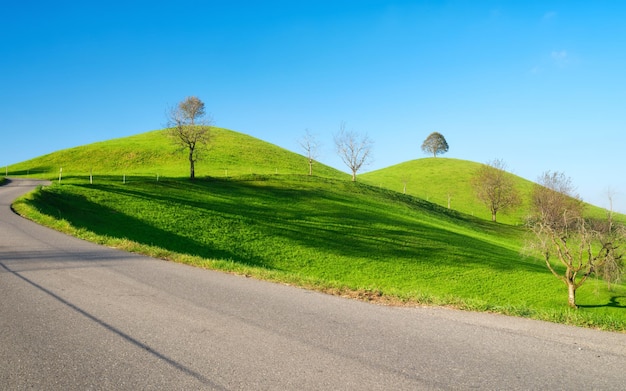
(13, 174), (626, 331)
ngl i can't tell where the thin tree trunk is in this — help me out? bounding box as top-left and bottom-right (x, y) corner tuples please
(352, 170), (356, 182)
(567, 283), (577, 308)
(189, 150), (195, 180)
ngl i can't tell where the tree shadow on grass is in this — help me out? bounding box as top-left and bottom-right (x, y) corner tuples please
(23, 187), (269, 269)
(67, 177), (546, 275)
(578, 296), (626, 309)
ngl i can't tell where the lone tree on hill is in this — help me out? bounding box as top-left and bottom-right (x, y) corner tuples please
(526, 171), (625, 308)
(421, 132), (449, 157)
(167, 96), (212, 180)
(471, 159), (521, 222)
(299, 129), (320, 176)
(334, 122), (373, 182)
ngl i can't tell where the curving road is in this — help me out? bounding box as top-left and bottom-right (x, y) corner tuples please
(1, 178), (626, 390)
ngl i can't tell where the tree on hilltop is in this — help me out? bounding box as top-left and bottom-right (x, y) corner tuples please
(421, 132), (449, 157)
(334, 122), (373, 182)
(471, 159), (521, 222)
(167, 96), (212, 180)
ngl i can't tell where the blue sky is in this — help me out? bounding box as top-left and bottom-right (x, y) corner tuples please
(2, 1), (626, 211)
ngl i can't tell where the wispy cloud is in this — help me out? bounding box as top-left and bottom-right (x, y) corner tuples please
(530, 49), (572, 75)
(543, 11), (557, 21)
(551, 50), (569, 66)
(490, 8), (502, 19)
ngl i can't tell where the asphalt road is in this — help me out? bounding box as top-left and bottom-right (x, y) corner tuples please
(1, 178), (626, 390)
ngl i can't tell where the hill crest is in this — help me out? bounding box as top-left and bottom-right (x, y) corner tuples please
(7, 129), (613, 224)
(7, 128), (347, 180)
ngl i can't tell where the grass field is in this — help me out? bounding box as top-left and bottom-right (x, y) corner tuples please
(361, 158), (611, 224)
(8, 128), (626, 331)
(6, 128), (345, 180)
(361, 158), (530, 224)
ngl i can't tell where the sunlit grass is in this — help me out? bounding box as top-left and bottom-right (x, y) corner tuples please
(361, 157), (613, 224)
(8, 128), (625, 331)
(7, 128), (346, 180)
(13, 174), (626, 331)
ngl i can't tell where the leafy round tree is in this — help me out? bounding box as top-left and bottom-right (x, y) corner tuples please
(421, 132), (449, 157)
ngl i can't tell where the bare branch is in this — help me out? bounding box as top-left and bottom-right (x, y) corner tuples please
(166, 96), (213, 180)
(527, 171), (626, 307)
(298, 129), (321, 176)
(471, 158), (521, 222)
(334, 122), (373, 182)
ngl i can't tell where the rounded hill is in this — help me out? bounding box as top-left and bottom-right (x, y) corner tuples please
(8, 128), (347, 181)
(7, 130), (626, 330)
(361, 158), (535, 224)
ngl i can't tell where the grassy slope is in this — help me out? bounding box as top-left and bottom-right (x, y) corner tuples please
(361, 158), (612, 224)
(8, 130), (626, 330)
(361, 158), (534, 224)
(7, 128), (347, 180)
(14, 175), (626, 330)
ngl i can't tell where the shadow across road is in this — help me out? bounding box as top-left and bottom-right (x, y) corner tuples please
(0, 260), (222, 389)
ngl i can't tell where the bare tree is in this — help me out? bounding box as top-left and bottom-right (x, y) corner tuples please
(531, 172), (583, 230)
(167, 96), (212, 180)
(527, 171), (625, 308)
(334, 122), (373, 182)
(592, 189), (625, 290)
(421, 132), (449, 157)
(298, 129), (320, 176)
(471, 159), (521, 222)
(401, 174), (411, 194)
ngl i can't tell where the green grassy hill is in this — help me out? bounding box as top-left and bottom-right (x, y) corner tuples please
(7, 128), (347, 180)
(8, 129), (626, 331)
(361, 158), (534, 225)
(361, 158), (612, 224)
